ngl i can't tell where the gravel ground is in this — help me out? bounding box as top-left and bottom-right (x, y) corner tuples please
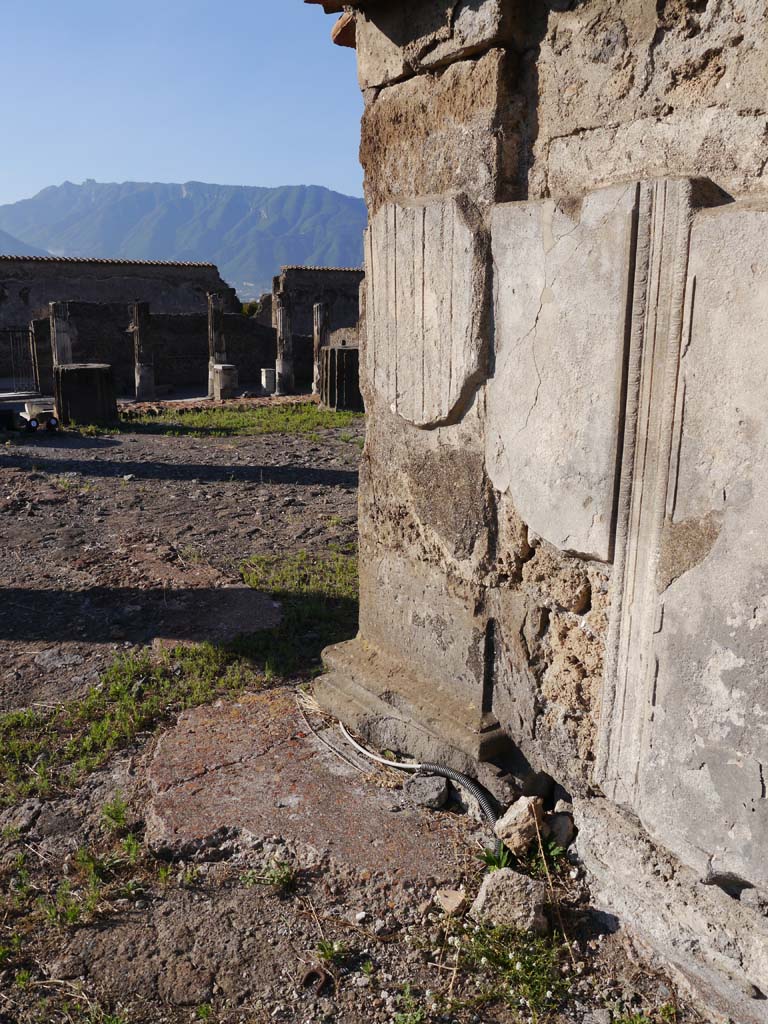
(0, 414), (701, 1024)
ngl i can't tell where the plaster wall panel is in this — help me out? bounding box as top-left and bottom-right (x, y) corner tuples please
(486, 183), (638, 562)
(598, 188), (768, 890)
(365, 196), (490, 428)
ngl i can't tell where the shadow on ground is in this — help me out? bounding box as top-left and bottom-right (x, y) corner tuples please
(1, 452), (358, 488)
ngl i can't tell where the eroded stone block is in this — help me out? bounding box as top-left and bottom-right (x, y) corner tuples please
(486, 183), (638, 561)
(365, 196), (490, 428)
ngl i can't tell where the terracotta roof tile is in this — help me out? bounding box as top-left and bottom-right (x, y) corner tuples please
(0, 255), (217, 268)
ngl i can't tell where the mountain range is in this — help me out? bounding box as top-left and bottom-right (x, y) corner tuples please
(0, 227), (50, 257)
(0, 180), (367, 298)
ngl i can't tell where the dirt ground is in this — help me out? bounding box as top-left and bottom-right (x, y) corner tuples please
(0, 408), (700, 1024)
(0, 420), (359, 712)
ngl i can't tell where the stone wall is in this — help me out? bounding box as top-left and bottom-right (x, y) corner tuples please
(0, 256), (235, 330)
(51, 302), (135, 396)
(313, 2), (768, 1020)
(271, 266), (364, 336)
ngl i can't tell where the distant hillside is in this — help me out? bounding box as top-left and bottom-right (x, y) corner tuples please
(0, 228), (50, 257)
(0, 180), (367, 298)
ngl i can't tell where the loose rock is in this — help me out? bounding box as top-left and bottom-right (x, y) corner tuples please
(470, 868), (550, 935)
(494, 795), (547, 855)
(403, 772), (449, 810)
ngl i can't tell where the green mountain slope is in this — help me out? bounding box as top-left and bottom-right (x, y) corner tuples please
(0, 228), (50, 257)
(0, 180), (366, 298)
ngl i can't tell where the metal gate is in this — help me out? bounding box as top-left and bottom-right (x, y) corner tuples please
(0, 327), (37, 394)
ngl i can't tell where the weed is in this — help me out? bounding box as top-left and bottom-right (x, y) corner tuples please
(156, 863), (172, 887)
(180, 865), (200, 889)
(614, 1009), (678, 1024)
(525, 836), (567, 880)
(361, 959), (375, 977)
(14, 967), (32, 989)
(459, 923), (569, 1020)
(478, 845), (512, 872)
(0, 549), (358, 806)
(0, 932), (22, 964)
(195, 1005), (214, 1021)
(327, 514), (343, 528)
(1, 824), (21, 842)
(241, 859), (298, 894)
(102, 793), (129, 832)
(39, 880), (83, 927)
(317, 939), (348, 966)
(121, 832), (142, 864)
(394, 983), (427, 1024)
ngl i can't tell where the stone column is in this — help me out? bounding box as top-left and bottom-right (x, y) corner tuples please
(128, 302), (155, 401)
(49, 302), (74, 366)
(207, 292), (228, 399)
(274, 294), (294, 396)
(312, 301), (330, 396)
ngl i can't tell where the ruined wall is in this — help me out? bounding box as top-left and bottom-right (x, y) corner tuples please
(51, 302), (135, 395)
(271, 266), (364, 336)
(315, 2), (768, 1019)
(151, 314), (208, 389)
(222, 315), (277, 385)
(0, 257), (235, 330)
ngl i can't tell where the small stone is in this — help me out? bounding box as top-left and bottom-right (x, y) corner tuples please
(470, 868), (549, 935)
(494, 796), (548, 855)
(355, 911), (367, 923)
(403, 772), (449, 810)
(435, 888), (466, 916)
(122, 474), (135, 481)
(546, 812), (576, 849)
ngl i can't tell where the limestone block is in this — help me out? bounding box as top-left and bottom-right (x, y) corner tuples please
(600, 194), (768, 892)
(469, 868), (549, 935)
(360, 49), (518, 212)
(213, 363), (238, 401)
(355, 1), (514, 88)
(365, 196), (490, 428)
(576, 798), (768, 1024)
(486, 182), (639, 561)
(359, 545), (486, 707)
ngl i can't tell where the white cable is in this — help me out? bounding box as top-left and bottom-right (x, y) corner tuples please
(338, 721), (423, 771)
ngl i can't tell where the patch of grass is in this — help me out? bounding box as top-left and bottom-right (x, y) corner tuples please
(239, 547), (358, 678)
(458, 923), (569, 1021)
(117, 401), (363, 438)
(614, 1009), (678, 1024)
(0, 549), (358, 808)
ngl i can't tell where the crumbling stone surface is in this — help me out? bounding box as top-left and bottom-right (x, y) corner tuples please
(470, 867), (550, 935)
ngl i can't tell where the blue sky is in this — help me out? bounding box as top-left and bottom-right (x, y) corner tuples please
(0, 0), (363, 206)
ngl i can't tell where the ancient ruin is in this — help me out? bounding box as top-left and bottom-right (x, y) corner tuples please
(308, 1), (768, 1020)
(0, 255), (231, 330)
